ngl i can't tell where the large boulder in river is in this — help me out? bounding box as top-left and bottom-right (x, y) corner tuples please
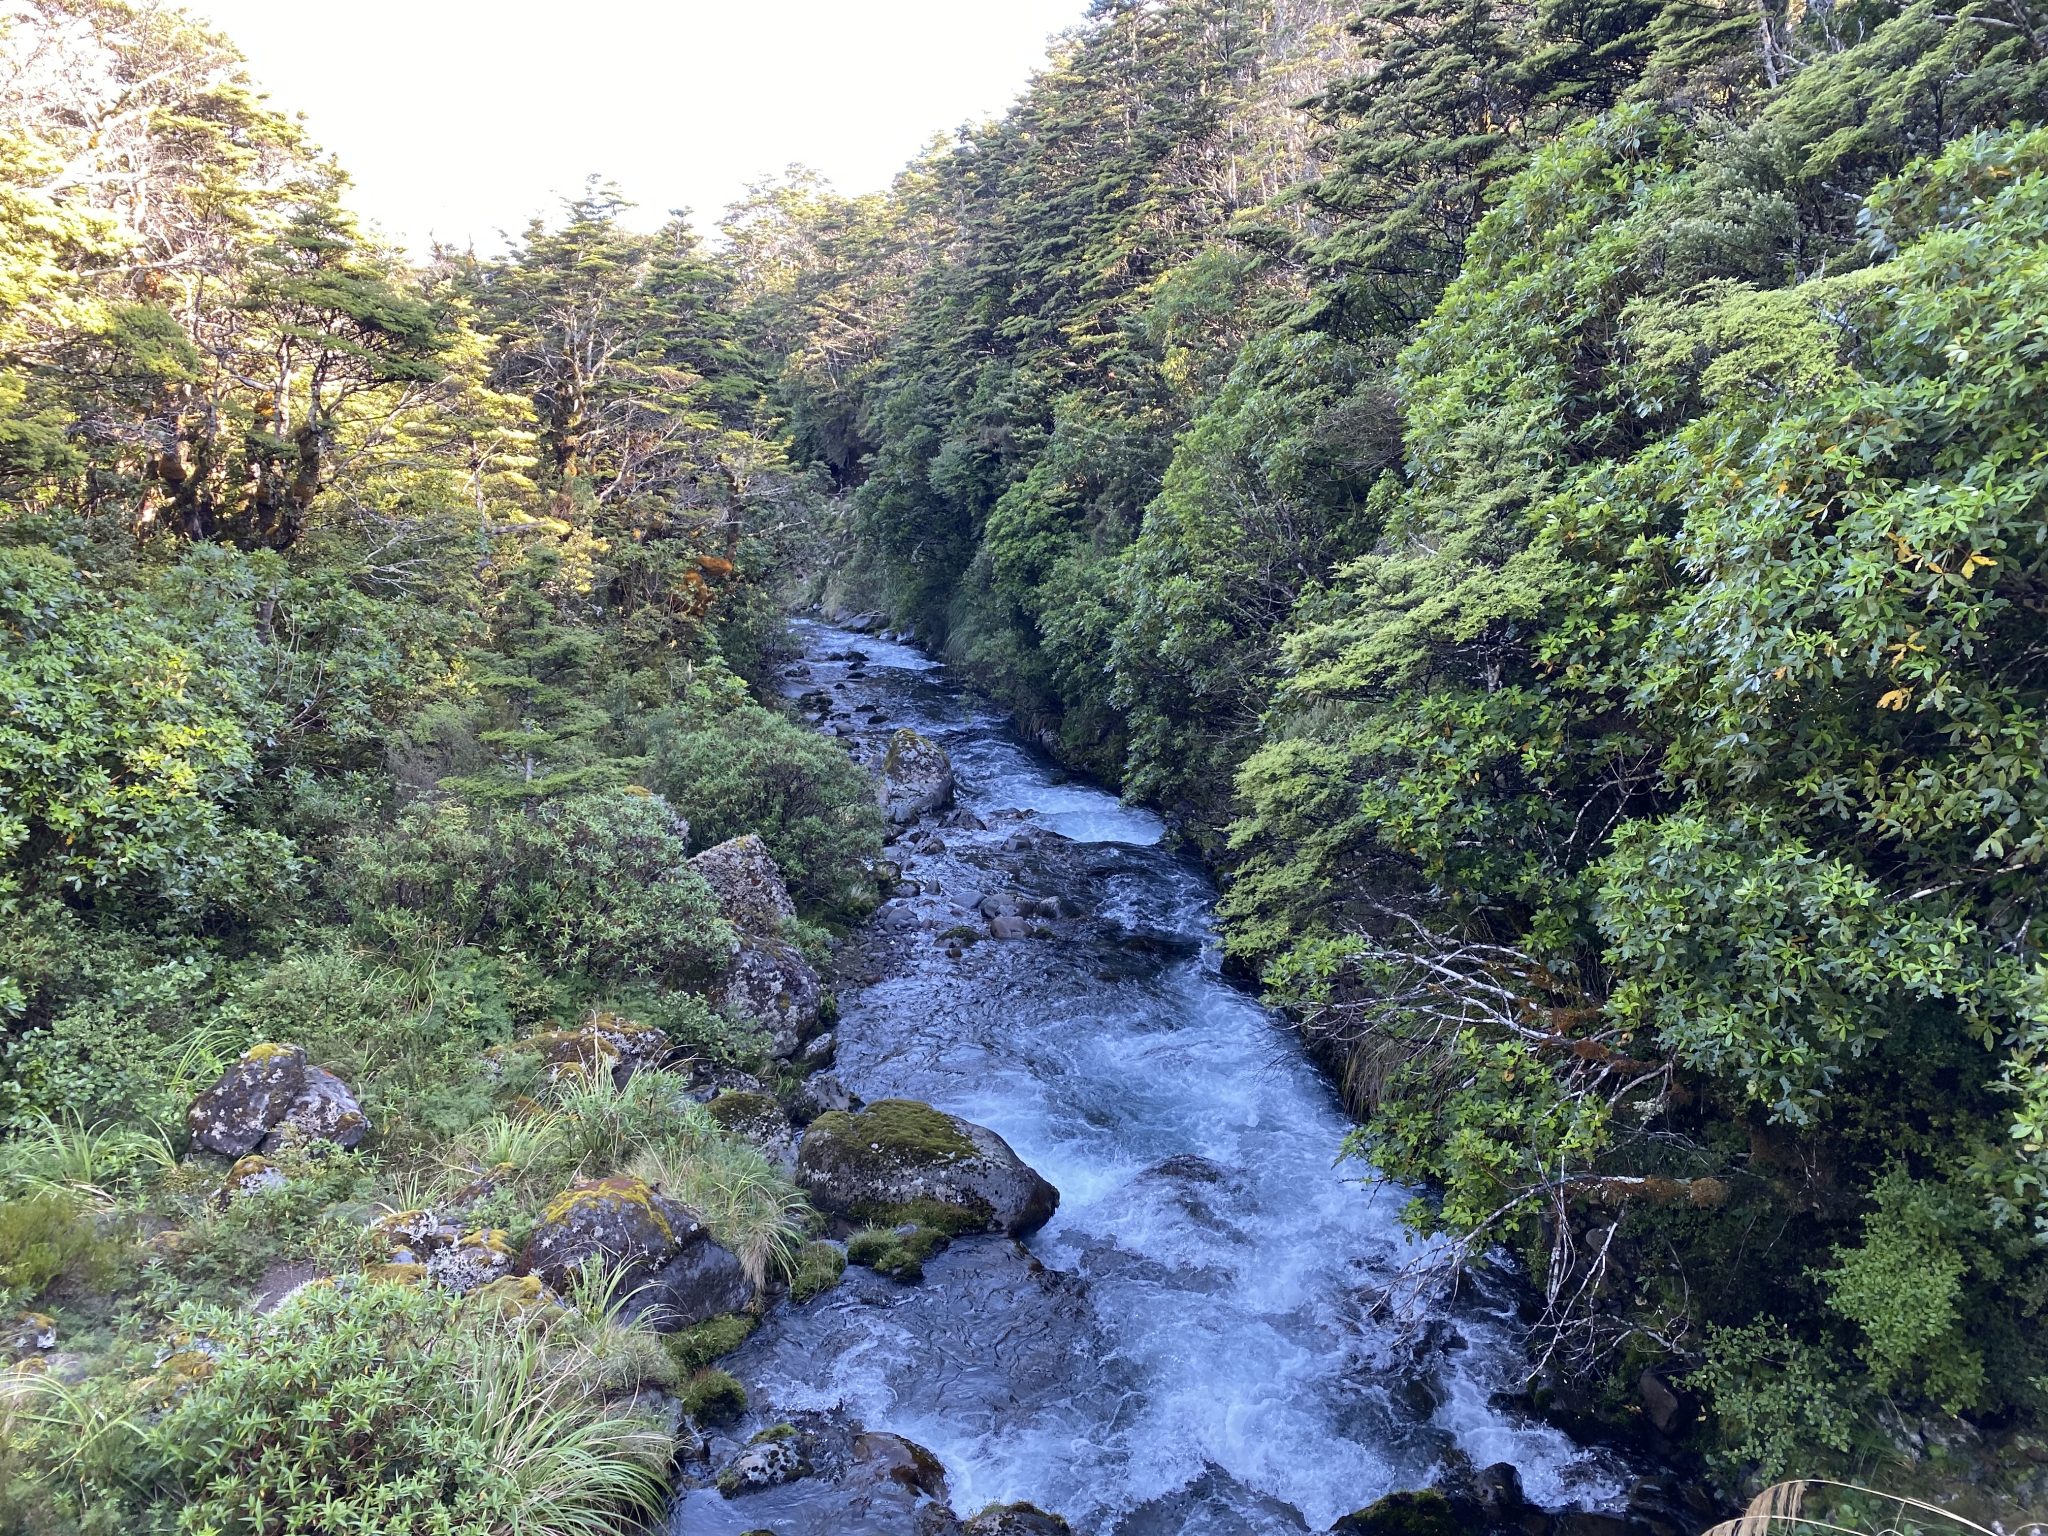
(519, 1175), (750, 1330)
(796, 1099), (1058, 1236)
(690, 833), (798, 938)
(880, 728), (954, 823)
(718, 939), (824, 1059)
(187, 1044), (370, 1157)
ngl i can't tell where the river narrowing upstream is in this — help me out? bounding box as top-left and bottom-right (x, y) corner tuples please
(666, 621), (1624, 1535)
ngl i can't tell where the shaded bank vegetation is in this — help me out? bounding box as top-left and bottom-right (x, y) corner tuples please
(727, 0), (2048, 1514)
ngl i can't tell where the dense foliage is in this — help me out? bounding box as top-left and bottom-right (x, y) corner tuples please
(0, 2), (881, 1527)
(737, 0), (2048, 1508)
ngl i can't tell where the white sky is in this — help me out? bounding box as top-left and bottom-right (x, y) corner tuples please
(183, 0), (1092, 253)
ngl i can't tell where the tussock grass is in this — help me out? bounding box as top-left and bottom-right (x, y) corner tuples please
(1706, 1480), (2039, 1536)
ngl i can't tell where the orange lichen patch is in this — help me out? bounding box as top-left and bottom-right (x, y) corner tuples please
(243, 1042), (300, 1063)
(455, 1228), (514, 1256)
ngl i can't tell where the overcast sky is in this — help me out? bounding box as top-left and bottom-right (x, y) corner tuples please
(184, 0), (1091, 253)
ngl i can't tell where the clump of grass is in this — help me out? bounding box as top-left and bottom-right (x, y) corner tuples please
(627, 1139), (809, 1292)
(787, 1240), (846, 1303)
(0, 1115), (174, 1206)
(846, 1223), (948, 1283)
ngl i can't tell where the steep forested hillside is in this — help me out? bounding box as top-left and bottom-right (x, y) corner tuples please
(734, 0), (2048, 1509)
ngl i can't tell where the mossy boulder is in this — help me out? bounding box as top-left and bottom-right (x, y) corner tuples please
(796, 1099), (1058, 1236)
(519, 1175), (749, 1331)
(880, 728), (954, 822)
(664, 1312), (757, 1372)
(678, 1366), (747, 1425)
(187, 1044), (370, 1157)
(1328, 1490), (1464, 1536)
(690, 833), (798, 939)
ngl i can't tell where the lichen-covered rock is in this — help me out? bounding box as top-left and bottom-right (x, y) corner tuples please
(367, 1208), (460, 1263)
(488, 1014), (673, 1088)
(690, 834), (798, 938)
(788, 1070), (858, 1125)
(717, 1437), (804, 1496)
(880, 728), (954, 823)
(214, 1154), (287, 1207)
(706, 1090), (794, 1158)
(519, 1175), (750, 1330)
(718, 940), (823, 1059)
(796, 1099), (1058, 1236)
(187, 1045), (369, 1157)
(1327, 1491), (1464, 1536)
(427, 1229), (516, 1294)
(2, 1313), (56, 1359)
(261, 1066), (370, 1153)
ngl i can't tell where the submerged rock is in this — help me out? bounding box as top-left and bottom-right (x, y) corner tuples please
(691, 833), (799, 938)
(796, 1099), (1058, 1236)
(1328, 1490), (1464, 1536)
(881, 728), (954, 822)
(964, 1504), (1073, 1535)
(718, 1434), (806, 1495)
(519, 1175), (749, 1330)
(187, 1044), (370, 1157)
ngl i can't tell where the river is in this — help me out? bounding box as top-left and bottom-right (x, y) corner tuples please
(664, 621), (1626, 1535)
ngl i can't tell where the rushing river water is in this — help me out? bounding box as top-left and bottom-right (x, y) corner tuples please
(666, 622), (1625, 1536)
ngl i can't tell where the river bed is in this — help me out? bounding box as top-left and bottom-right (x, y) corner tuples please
(664, 621), (1627, 1535)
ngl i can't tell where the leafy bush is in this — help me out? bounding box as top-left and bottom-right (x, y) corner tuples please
(1692, 1322), (1864, 1484)
(344, 789), (734, 984)
(0, 1193), (127, 1307)
(647, 697), (882, 916)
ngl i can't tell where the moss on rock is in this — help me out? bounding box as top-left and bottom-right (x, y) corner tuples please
(679, 1366), (747, 1425)
(664, 1312), (757, 1373)
(847, 1223), (949, 1282)
(787, 1240), (846, 1302)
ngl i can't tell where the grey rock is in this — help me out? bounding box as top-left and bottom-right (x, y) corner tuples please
(519, 1176), (750, 1331)
(719, 1438), (804, 1495)
(188, 1045), (369, 1157)
(881, 728), (955, 822)
(690, 833), (798, 939)
(718, 940), (824, 1059)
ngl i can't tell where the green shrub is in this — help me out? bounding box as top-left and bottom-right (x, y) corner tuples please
(1692, 1322), (1864, 1483)
(344, 790), (734, 984)
(0, 1193), (126, 1306)
(647, 698), (883, 917)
